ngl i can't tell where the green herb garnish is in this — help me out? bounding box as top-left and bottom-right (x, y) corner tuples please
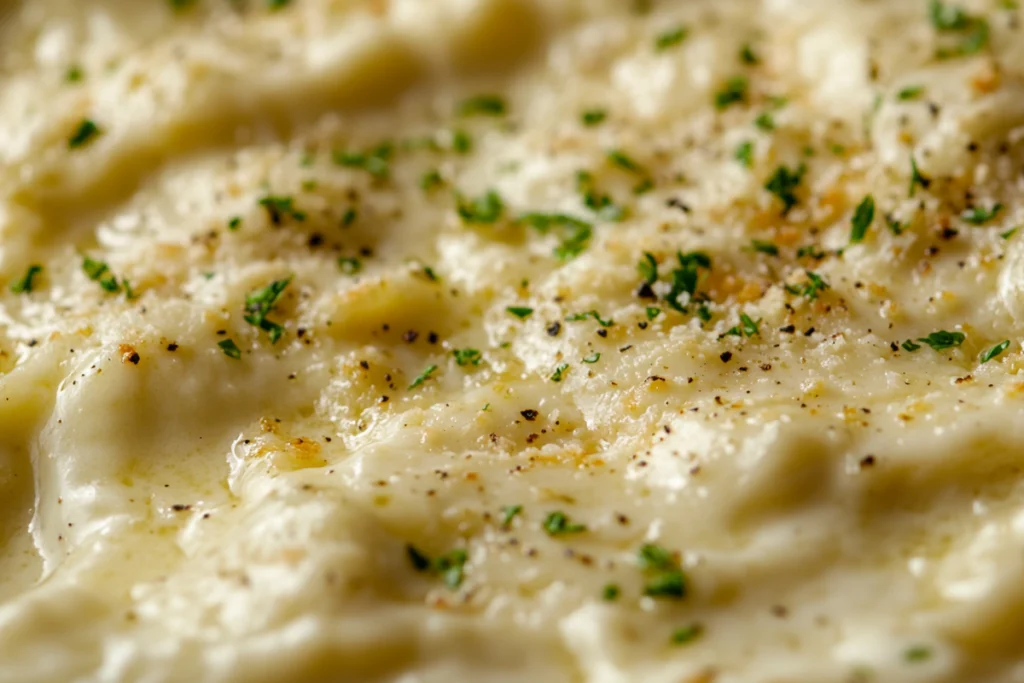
(981, 340), (1010, 363)
(904, 645), (932, 662)
(582, 109), (608, 126)
(735, 140), (755, 168)
(243, 277), (292, 343)
(542, 511), (586, 536)
(897, 85), (925, 100)
(551, 363), (570, 382)
(655, 26), (688, 51)
(218, 339), (242, 359)
(961, 203), (1002, 225)
(68, 119), (102, 149)
(582, 352), (601, 363)
(565, 310), (614, 327)
(671, 624), (703, 645)
(909, 156), (930, 197)
(785, 271), (830, 300)
(500, 505), (522, 528)
(748, 239), (778, 256)
(764, 163), (806, 214)
(453, 348), (483, 366)
(850, 194), (875, 244)
(258, 195), (306, 224)
(507, 306), (534, 320)
(10, 265), (42, 294)
(917, 330), (966, 351)
(406, 545), (469, 589)
(332, 142), (392, 179)
(638, 252), (659, 284)
(408, 364), (438, 390)
(715, 76), (748, 110)
(459, 95), (507, 117)
(456, 189), (504, 224)
(338, 257), (362, 274)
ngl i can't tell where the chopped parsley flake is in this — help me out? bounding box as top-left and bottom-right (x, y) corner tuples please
(451, 129), (472, 154)
(671, 624), (703, 645)
(582, 352), (601, 363)
(453, 348), (483, 366)
(850, 194), (875, 244)
(500, 505), (523, 528)
(406, 545), (468, 589)
(507, 306), (534, 320)
(654, 26), (688, 51)
(456, 189), (504, 224)
(408, 364), (438, 390)
(550, 363), (570, 382)
(897, 85), (925, 100)
(565, 310), (614, 327)
(902, 339), (922, 352)
(715, 76), (748, 110)
(68, 119), (102, 149)
(917, 330), (966, 351)
(332, 142), (392, 179)
(66, 65), (84, 82)
(764, 163), (806, 215)
(341, 208), (358, 226)
(735, 140), (755, 168)
(1002, 227), (1019, 240)
(10, 265), (42, 294)
(458, 94), (507, 117)
(961, 203), (1002, 225)
(542, 511), (586, 536)
(739, 43), (759, 65)
(904, 645), (932, 662)
(740, 313), (761, 336)
(258, 195), (306, 224)
(607, 149), (645, 174)
(82, 257), (123, 294)
(887, 216), (908, 235)
(785, 271), (830, 300)
(638, 252), (659, 284)
(243, 277), (292, 343)
(645, 306), (662, 320)
(603, 584), (621, 601)
(909, 156), (930, 197)
(666, 251), (712, 313)
(930, 0), (989, 58)
(638, 544), (687, 599)
(576, 171), (625, 222)
(581, 109), (608, 126)
(337, 257), (362, 275)
(517, 213), (593, 261)
(420, 169), (444, 191)
(227, 216), (242, 231)
(754, 112), (775, 131)
(748, 239), (778, 256)
(218, 339), (242, 359)
(981, 340), (1011, 363)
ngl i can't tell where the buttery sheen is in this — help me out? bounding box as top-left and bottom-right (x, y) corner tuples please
(3, 1), (1024, 681)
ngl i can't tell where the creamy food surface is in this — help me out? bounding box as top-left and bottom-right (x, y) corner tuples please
(3, 0), (1024, 681)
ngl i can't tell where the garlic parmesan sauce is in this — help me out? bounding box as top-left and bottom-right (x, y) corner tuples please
(2, 0), (1024, 681)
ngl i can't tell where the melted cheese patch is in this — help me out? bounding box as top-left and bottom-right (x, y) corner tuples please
(2, 0), (1024, 681)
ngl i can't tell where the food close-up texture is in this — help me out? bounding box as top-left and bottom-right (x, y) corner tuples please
(2, 0), (1024, 681)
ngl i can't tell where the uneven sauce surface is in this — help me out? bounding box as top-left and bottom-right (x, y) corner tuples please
(3, 1), (1024, 681)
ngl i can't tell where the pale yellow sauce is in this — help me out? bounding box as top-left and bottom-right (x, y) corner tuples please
(2, 1), (1024, 681)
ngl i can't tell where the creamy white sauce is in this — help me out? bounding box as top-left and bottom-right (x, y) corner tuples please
(2, 0), (1024, 681)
